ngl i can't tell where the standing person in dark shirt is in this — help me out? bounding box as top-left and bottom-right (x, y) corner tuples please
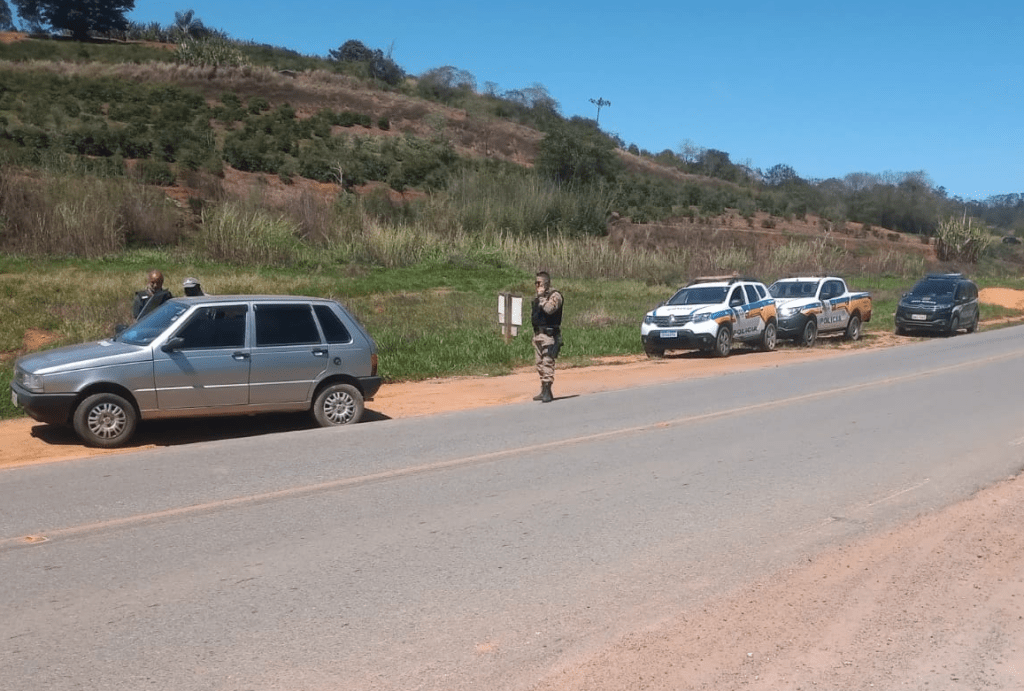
(132, 269), (173, 319)
(531, 271), (563, 403)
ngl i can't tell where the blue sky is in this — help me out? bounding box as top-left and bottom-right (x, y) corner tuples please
(127, 0), (1022, 200)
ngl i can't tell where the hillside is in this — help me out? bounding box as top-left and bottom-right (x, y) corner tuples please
(1, 29), (1020, 276)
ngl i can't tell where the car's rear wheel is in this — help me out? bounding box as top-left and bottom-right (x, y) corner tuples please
(712, 324), (732, 358)
(73, 393), (137, 448)
(760, 320), (777, 352)
(947, 315), (960, 337)
(845, 314), (862, 341)
(798, 319), (818, 347)
(312, 383), (364, 427)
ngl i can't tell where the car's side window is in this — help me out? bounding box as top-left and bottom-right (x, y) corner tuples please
(729, 287), (744, 307)
(743, 284), (759, 303)
(313, 305), (352, 344)
(255, 304), (321, 346)
(175, 305), (248, 349)
(754, 284), (767, 299)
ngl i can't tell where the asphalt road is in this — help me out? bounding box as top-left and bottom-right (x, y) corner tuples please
(3, 327), (1024, 691)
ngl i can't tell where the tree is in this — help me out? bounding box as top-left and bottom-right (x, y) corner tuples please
(12, 0), (134, 39)
(763, 163), (802, 187)
(0, 1), (14, 30)
(588, 97), (610, 123)
(173, 8), (206, 39)
(328, 39), (405, 85)
(535, 118), (621, 186)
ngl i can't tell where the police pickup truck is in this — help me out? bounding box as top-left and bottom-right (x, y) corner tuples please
(768, 276), (872, 347)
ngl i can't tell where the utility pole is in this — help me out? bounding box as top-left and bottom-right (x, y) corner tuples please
(589, 97), (611, 124)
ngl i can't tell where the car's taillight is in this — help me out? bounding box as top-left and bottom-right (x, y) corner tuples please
(371, 353), (378, 376)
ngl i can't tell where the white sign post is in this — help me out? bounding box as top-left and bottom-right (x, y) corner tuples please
(497, 293), (523, 343)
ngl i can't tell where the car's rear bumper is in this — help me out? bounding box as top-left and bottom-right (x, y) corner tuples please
(358, 376), (383, 400)
(10, 383), (77, 426)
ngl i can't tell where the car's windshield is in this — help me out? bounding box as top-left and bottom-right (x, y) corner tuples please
(769, 281), (818, 299)
(911, 280), (955, 297)
(116, 301), (191, 346)
(667, 286), (729, 305)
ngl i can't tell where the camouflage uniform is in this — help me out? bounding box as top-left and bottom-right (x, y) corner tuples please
(531, 278), (563, 402)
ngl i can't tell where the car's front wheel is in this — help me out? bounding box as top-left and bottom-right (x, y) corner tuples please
(947, 315), (960, 337)
(73, 392), (137, 448)
(312, 383), (365, 427)
(712, 324), (732, 358)
(798, 318), (818, 347)
(643, 342), (665, 358)
(967, 310), (979, 333)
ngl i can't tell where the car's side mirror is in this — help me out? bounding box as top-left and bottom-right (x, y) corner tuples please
(161, 336), (185, 353)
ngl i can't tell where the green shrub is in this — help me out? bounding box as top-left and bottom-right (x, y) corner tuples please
(137, 159), (176, 186)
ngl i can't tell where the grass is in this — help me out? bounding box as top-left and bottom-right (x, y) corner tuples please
(4, 249), (1024, 421)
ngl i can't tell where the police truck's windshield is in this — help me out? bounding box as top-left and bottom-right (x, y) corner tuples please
(667, 286), (729, 305)
(769, 281), (818, 299)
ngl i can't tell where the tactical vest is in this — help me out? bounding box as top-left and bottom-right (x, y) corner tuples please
(532, 292), (563, 330)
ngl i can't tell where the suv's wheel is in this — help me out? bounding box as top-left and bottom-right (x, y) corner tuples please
(760, 320), (778, 352)
(798, 319), (818, 347)
(844, 314), (862, 341)
(966, 311), (979, 333)
(712, 324), (732, 358)
(312, 383), (364, 427)
(947, 314), (960, 337)
(643, 343), (665, 358)
(73, 393), (137, 448)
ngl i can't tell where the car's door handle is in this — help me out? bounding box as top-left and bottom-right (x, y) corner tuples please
(312, 348), (328, 357)
(232, 351), (250, 360)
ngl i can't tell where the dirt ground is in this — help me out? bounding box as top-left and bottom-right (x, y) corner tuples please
(4, 289), (1024, 690)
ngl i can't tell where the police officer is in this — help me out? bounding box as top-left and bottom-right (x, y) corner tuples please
(131, 269), (173, 320)
(531, 271), (563, 403)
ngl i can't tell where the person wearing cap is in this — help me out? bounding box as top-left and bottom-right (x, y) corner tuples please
(182, 277), (206, 297)
(132, 269), (173, 319)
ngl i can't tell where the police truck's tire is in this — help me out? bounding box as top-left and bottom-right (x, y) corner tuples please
(73, 392), (137, 448)
(798, 319), (817, 347)
(712, 324), (732, 358)
(760, 320), (778, 352)
(844, 314), (862, 341)
(312, 383), (364, 427)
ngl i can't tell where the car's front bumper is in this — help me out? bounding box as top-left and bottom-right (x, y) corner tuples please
(895, 309), (952, 332)
(641, 329), (716, 351)
(10, 382), (77, 426)
(777, 314), (810, 338)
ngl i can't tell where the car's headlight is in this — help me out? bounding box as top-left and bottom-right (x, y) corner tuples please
(16, 368), (44, 393)
(691, 312), (710, 323)
(644, 314), (655, 325)
(780, 305), (801, 317)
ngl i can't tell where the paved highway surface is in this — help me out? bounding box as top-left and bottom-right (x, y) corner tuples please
(3, 327), (1024, 690)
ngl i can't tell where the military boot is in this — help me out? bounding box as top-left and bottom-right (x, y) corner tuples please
(533, 384), (546, 401)
(540, 382), (553, 403)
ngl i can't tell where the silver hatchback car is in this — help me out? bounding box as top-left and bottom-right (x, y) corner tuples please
(10, 295), (382, 447)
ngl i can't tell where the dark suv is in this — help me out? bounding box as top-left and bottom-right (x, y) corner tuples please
(895, 273), (979, 336)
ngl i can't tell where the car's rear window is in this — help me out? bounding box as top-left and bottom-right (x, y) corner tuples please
(314, 305), (352, 344)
